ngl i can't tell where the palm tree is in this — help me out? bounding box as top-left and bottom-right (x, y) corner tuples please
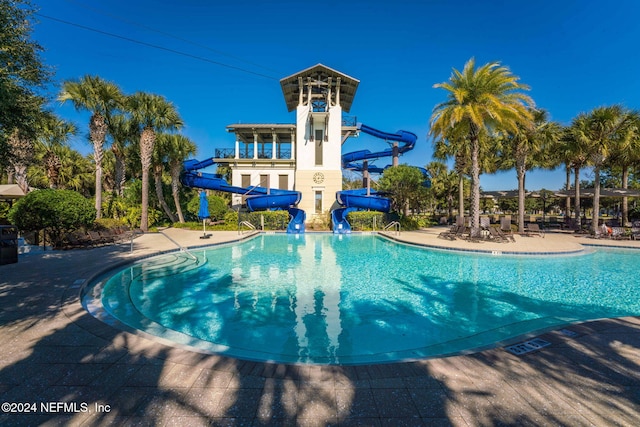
(107, 113), (137, 197)
(564, 120), (591, 229)
(152, 133), (178, 223)
(608, 110), (640, 225)
(425, 161), (458, 222)
(59, 75), (124, 218)
(433, 134), (469, 220)
(573, 105), (633, 233)
(500, 109), (561, 232)
(546, 126), (574, 221)
(8, 128), (34, 193)
(431, 58), (534, 228)
(35, 113), (77, 189)
(164, 134), (197, 223)
(127, 92), (183, 231)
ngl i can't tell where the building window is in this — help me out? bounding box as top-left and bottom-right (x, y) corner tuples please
(315, 129), (323, 166)
(260, 174), (269, 187)
(241, 174), (251, 203)
(315, 191), (322, 214)
(279, 174), (288, 190)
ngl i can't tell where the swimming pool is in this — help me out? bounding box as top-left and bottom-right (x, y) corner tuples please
(83, 233), (640, 365)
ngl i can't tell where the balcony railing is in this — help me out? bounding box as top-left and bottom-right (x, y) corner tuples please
(215, 148), (292, 160)
(342, 115), (357, 127)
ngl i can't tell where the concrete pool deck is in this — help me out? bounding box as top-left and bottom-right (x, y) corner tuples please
(1, 227), (639, 426)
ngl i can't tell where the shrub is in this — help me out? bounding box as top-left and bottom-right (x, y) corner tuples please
(346, 211), (385, 231)
(8, 189), (95, 247)
(240, 210), (289, 230)
(124, 206), (162, 229)
(224, 210), (238, 225)
(187, 193), (230, 221)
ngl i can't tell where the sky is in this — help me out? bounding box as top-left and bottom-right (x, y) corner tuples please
(30, 0), (640, 191)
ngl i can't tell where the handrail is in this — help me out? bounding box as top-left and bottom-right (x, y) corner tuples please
(158, 230), (198, 261)
(242, 185), (260, 197)
(238, 220), (256, 235)
(383, 221), (401, 235)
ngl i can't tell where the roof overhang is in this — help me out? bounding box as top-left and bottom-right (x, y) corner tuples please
(555, 188), (640, 198)
(279, 64), (359, 113)
(0, 184), (25, 201)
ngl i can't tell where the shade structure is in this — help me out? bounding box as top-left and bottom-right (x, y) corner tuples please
(554, 188), (640, 198)
(198, 191), (211, 239)
(0, 184), (25, 202)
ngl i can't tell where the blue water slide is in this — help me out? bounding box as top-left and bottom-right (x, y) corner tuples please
(333, 124), (417, 233)
(181, 158), (305, 233)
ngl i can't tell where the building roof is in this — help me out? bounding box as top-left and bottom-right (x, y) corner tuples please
(279, 64), (360, 113)
(226, 124), (296, 131)
(226, 124), (297, 144)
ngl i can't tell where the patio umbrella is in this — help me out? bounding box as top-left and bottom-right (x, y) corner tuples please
(198, 190), (211, 239)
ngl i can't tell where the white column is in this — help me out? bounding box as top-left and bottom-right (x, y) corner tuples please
(298, 77), (304, 106)
(272, 130), (277, 159)
(253, 130), (258, 159)
(327, 77), (332, 111)
(290, 130), (295, 160)
(234, 138), (239, 159)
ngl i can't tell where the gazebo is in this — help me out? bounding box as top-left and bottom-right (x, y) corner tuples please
(0, 184), (25, 206)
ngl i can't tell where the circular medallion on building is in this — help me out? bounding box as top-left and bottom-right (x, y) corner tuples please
(313, 172), (325, 184)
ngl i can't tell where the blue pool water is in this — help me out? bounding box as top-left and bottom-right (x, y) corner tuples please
(84, 234), (640, 365)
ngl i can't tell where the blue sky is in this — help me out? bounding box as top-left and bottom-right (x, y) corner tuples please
(32, 0), (640, 191)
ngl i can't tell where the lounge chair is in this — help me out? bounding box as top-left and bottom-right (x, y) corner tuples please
(438, 225), (459, 240)
(524, 223), (544, 237)
(466, 227), (484, 242)
(480, 216), (491, 230)
(500, 217), (512, 235)
(611, 227), (629, 240)
(63, 231), (93, 249)
(488, 226), (515, 243)
(438, 225), (466, 240)
(88, 230), (111, 246)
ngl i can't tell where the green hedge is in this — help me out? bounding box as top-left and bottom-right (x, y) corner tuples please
(345, 211), (385, 231)
(8, 189), (95, 247)
(239, 210), (290, 230)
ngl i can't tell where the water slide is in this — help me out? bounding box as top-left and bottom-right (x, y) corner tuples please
(333, 123), (419, 234)
(181, 158), (306, 233)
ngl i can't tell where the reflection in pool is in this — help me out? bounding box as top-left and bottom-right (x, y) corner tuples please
(83, 234), (640, 365)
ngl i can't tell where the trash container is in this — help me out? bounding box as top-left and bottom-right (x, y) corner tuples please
(0, 225), (18, 265)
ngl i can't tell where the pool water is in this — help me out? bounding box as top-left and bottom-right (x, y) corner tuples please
(84, 234), (640, 365)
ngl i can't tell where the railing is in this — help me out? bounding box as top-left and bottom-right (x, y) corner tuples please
(159, 230), (198, 260)
(383, 221), (401, 235)
(215, 148), (292, 160)
(238, 220), (256, 235)
(342, 115), (357, 127)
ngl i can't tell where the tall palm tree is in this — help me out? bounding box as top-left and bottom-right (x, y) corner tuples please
(607, 110), (640, 225)
(500, 109), (561, 232)
(58, 75), (124, 218)
(127, 92), (183, 231)
(573, 105), (632, 233)
(107, 113), (137, 197)
(546, 126), (574, 221)
(165, 134), (197, 223)
(152, 133), (178, 223)
(425, 161), (458, 221)
(431, 58), (534, 228)
(433, 134), (469, 220)
(564, 120), (591, 229)
(35, 113), (77, 189)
